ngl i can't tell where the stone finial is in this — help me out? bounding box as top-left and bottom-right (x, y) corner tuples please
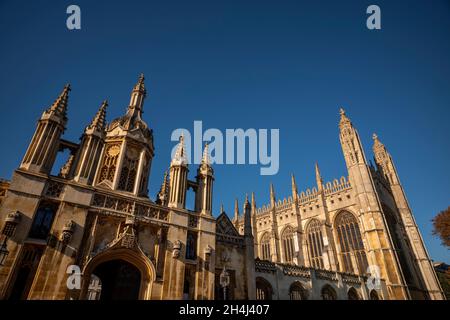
(315, 162), (323, 192)
(233, 199), (239, 222)
(133, 73), (146, 95)
(88, 100), (108, 131)
(46, 84), (71, 119)
(171, 134), (188, 166)
(270, 183), (276, 206)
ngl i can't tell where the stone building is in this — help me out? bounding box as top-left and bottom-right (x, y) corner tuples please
(0, 75), (444, 300)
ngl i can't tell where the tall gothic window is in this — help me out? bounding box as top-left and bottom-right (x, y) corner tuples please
(185, 231), (197, 260)
(260, 233), (271, 261)
(138, 155), (149, 195)
(307, 219), (324, 269)
(334, 211), (368, 274)
(282, 226), (295, 264)
(118, 147), (139, 192)
(28, 203), (57, 240)
(98, 144), (121, 185)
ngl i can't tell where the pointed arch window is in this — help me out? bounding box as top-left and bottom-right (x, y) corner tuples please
(306, 219), (324, 269)
(282, 226), (295, 264)
(260, 233), (271, 261)
(347, 287), (360, 300)
(185, 231), (197, 260)
(321, 285), (337, 300)
(289, 282), (307, 300)
(98, 144), (121, 185)
(28, 203), (57, 240)
(334, 211), (368, 274)
(118, 147), (140, 192)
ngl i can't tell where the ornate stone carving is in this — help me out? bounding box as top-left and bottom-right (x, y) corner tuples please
(60, 220), (75, 245)
(45, 180), (64, 198)
(172, 240), (181, 258)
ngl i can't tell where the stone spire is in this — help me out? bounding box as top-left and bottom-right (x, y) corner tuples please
(243, 194), (252, 236)
(315, 162), (323, 192)
(108, 74), (151, 138)
(169, 134), (189, 209)
(201, 142), (211, 166)
(157, 171), (170, 205)
(251, 192), (256, 212)
(339, 108), (367, 167)
(199, 143), (213, 176)
(133, 73), (146, 97)
(233, 199), (239, 222)
(220, 203), (225, 214)
(87, 100), (108, 131)
(372, 133), (384, 150)
(45, 84), (71, 120)
(171, 134), (188, 166)
(270, 183), (276, 207)
(291, 174), (298, 201)
(339, 107), (351, 128)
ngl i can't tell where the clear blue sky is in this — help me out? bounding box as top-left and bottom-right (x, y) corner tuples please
(0, 0), (449, 262)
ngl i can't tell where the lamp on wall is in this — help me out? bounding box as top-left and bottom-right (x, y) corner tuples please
(0, 211), (21, 266)
(219, 265), (230, 300)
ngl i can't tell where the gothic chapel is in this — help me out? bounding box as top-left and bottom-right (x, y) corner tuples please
(0, 75), (444, 300)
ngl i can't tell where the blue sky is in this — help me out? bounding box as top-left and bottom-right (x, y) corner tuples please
(0, 0), (449, 262)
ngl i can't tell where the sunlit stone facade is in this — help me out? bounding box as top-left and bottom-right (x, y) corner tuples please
(0, 76), (443, 300)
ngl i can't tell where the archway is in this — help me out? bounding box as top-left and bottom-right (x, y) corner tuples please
(81, 247), (155, 300)
(321, 284), (337, 300)
(347, 287), (360, 300)
(370, 290), (380, 300)
(289, 282), (307, 300)
(255, 277), (273, 300)
(92, 259), (141, 300)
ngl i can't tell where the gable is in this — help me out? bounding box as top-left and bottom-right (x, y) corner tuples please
(216, 212), (240, 237)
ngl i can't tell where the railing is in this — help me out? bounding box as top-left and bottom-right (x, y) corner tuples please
(91, 193), (169, 222)
(281, 264), (311, 278)
(341, 272), (361, 285)
(255, 261), (365, 284)
(255, 259), (277, 273)
(314, 269), (338, 281)
(324, 177), (351, 196)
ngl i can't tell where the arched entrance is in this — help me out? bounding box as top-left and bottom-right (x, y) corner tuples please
(91, 259), (141, 300)
(81, 247), (155, 300)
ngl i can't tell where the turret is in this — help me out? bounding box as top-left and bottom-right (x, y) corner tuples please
(243, 194), (256, 299)
(95, 74), (154, 196)
(20, 84), (70, 174)
(196, 143), (214, 215)
(338, 108), (409, 299)
(372, 133), (445, 300)
(168, 134), (188, 209)
(73, 100), (108, 184)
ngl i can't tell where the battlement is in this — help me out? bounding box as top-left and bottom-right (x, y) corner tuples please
(253, 176), (351, 217)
